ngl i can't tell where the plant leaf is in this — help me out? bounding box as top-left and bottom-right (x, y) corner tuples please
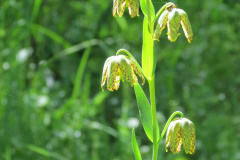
(134, 83), (153, 141)
(132, 128), (142, 160)
(140, 0), (155, 22)
(142, 16), (155, 79)
(134, 83), (160, 142)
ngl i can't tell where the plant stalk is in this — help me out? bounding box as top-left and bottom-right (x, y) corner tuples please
(149, 75), (158, 160)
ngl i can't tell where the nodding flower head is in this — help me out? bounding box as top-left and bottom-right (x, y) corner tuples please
(113, 0), (139, 18)
(101, 55), (145, 91)
(154, 4), (193, 43)
(166, 118), (196, 154)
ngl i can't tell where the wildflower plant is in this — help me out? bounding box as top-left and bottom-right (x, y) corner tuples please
(101, 1), (196, 160)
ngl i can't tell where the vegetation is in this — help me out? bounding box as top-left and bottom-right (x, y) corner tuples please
(0, 0), (239, 159)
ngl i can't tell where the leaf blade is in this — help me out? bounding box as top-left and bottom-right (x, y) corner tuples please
(134, 83), (153, 141)
(132, 128), (142, 160)
(140, 0), (155, 21)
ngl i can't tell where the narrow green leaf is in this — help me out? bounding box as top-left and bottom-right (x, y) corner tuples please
(27, 145), (67, 160)
(31, 0), (42, 22)
(142, 16), (155, 79)
(134, 83), (153, 141)
(134, 83), (160, 142)
(140, 0), (155, 21)
(132, 128), (142, 160)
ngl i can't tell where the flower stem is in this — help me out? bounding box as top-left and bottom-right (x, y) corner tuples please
(149, 75), (158, 160)
(154, 2), (174, 23)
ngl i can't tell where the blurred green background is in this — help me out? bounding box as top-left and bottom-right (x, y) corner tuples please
(0, 0), (240, 159)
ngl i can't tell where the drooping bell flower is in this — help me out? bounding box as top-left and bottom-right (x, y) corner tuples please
(154, 4), (193, 43)
(113, 0), (139, 18)
(101, 55), (145, 91)
(166, 118), (196, 154)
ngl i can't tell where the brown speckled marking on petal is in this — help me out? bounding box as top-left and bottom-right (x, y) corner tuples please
(181, 118), (195, 154)
(170, 120), (182, 154)
(113, 0), (118, 17)
(131, 68), (138, 84)
(117, 55), (134, 86)
(167, 8), (181, 42)
(113, 71), (120, 90)
(117, 0), (126, 17)
(153, 10), (169, 40)
(128, 0), (139, 18)
(107, 59), (119, 91)
(166, 121), (174, 152)
(130, 59), (145, 85)
(177, 9), (193, 43)
(101, 57), (114, 91)
(101, 64), (109, 91)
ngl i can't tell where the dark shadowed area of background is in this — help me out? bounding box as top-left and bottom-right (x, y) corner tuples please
(0, 0), (240, 159)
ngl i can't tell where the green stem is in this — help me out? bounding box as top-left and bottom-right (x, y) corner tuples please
(149, 75), (158, 160)
(157, 111), (184, 145)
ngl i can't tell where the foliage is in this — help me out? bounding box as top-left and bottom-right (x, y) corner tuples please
(0, 0), (240, 159)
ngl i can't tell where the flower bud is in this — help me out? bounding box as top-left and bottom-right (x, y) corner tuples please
(101, 55), (145, 91)
(166, 118), (196, 154)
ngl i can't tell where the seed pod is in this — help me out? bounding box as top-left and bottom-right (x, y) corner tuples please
(178, 9), (193, 43)
(167, 8), (181, 42)
(154, 10), (169, 40)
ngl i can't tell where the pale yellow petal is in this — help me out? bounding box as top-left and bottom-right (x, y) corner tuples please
(178, 9), (193, 43)
(101, 57), (114, 91)
(117, 0), (126, 17)
(107, 59), (119, 91)
(127, 0), (139, 18)
(130, 59), (145, 85)
(113, 0), (118, 17)
(170, 120), (182, 154)
(154, 10), (169, 40)
(181, 118), (195, 154)
(117, 55), (134, 86)
(167, 8), (181, 42)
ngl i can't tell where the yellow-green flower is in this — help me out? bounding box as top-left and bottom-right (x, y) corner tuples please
(101, 55), (145, 91)
(154, 5), (193, 43)
(113, 0), (139, 18)
(166, 118), (196, 154)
